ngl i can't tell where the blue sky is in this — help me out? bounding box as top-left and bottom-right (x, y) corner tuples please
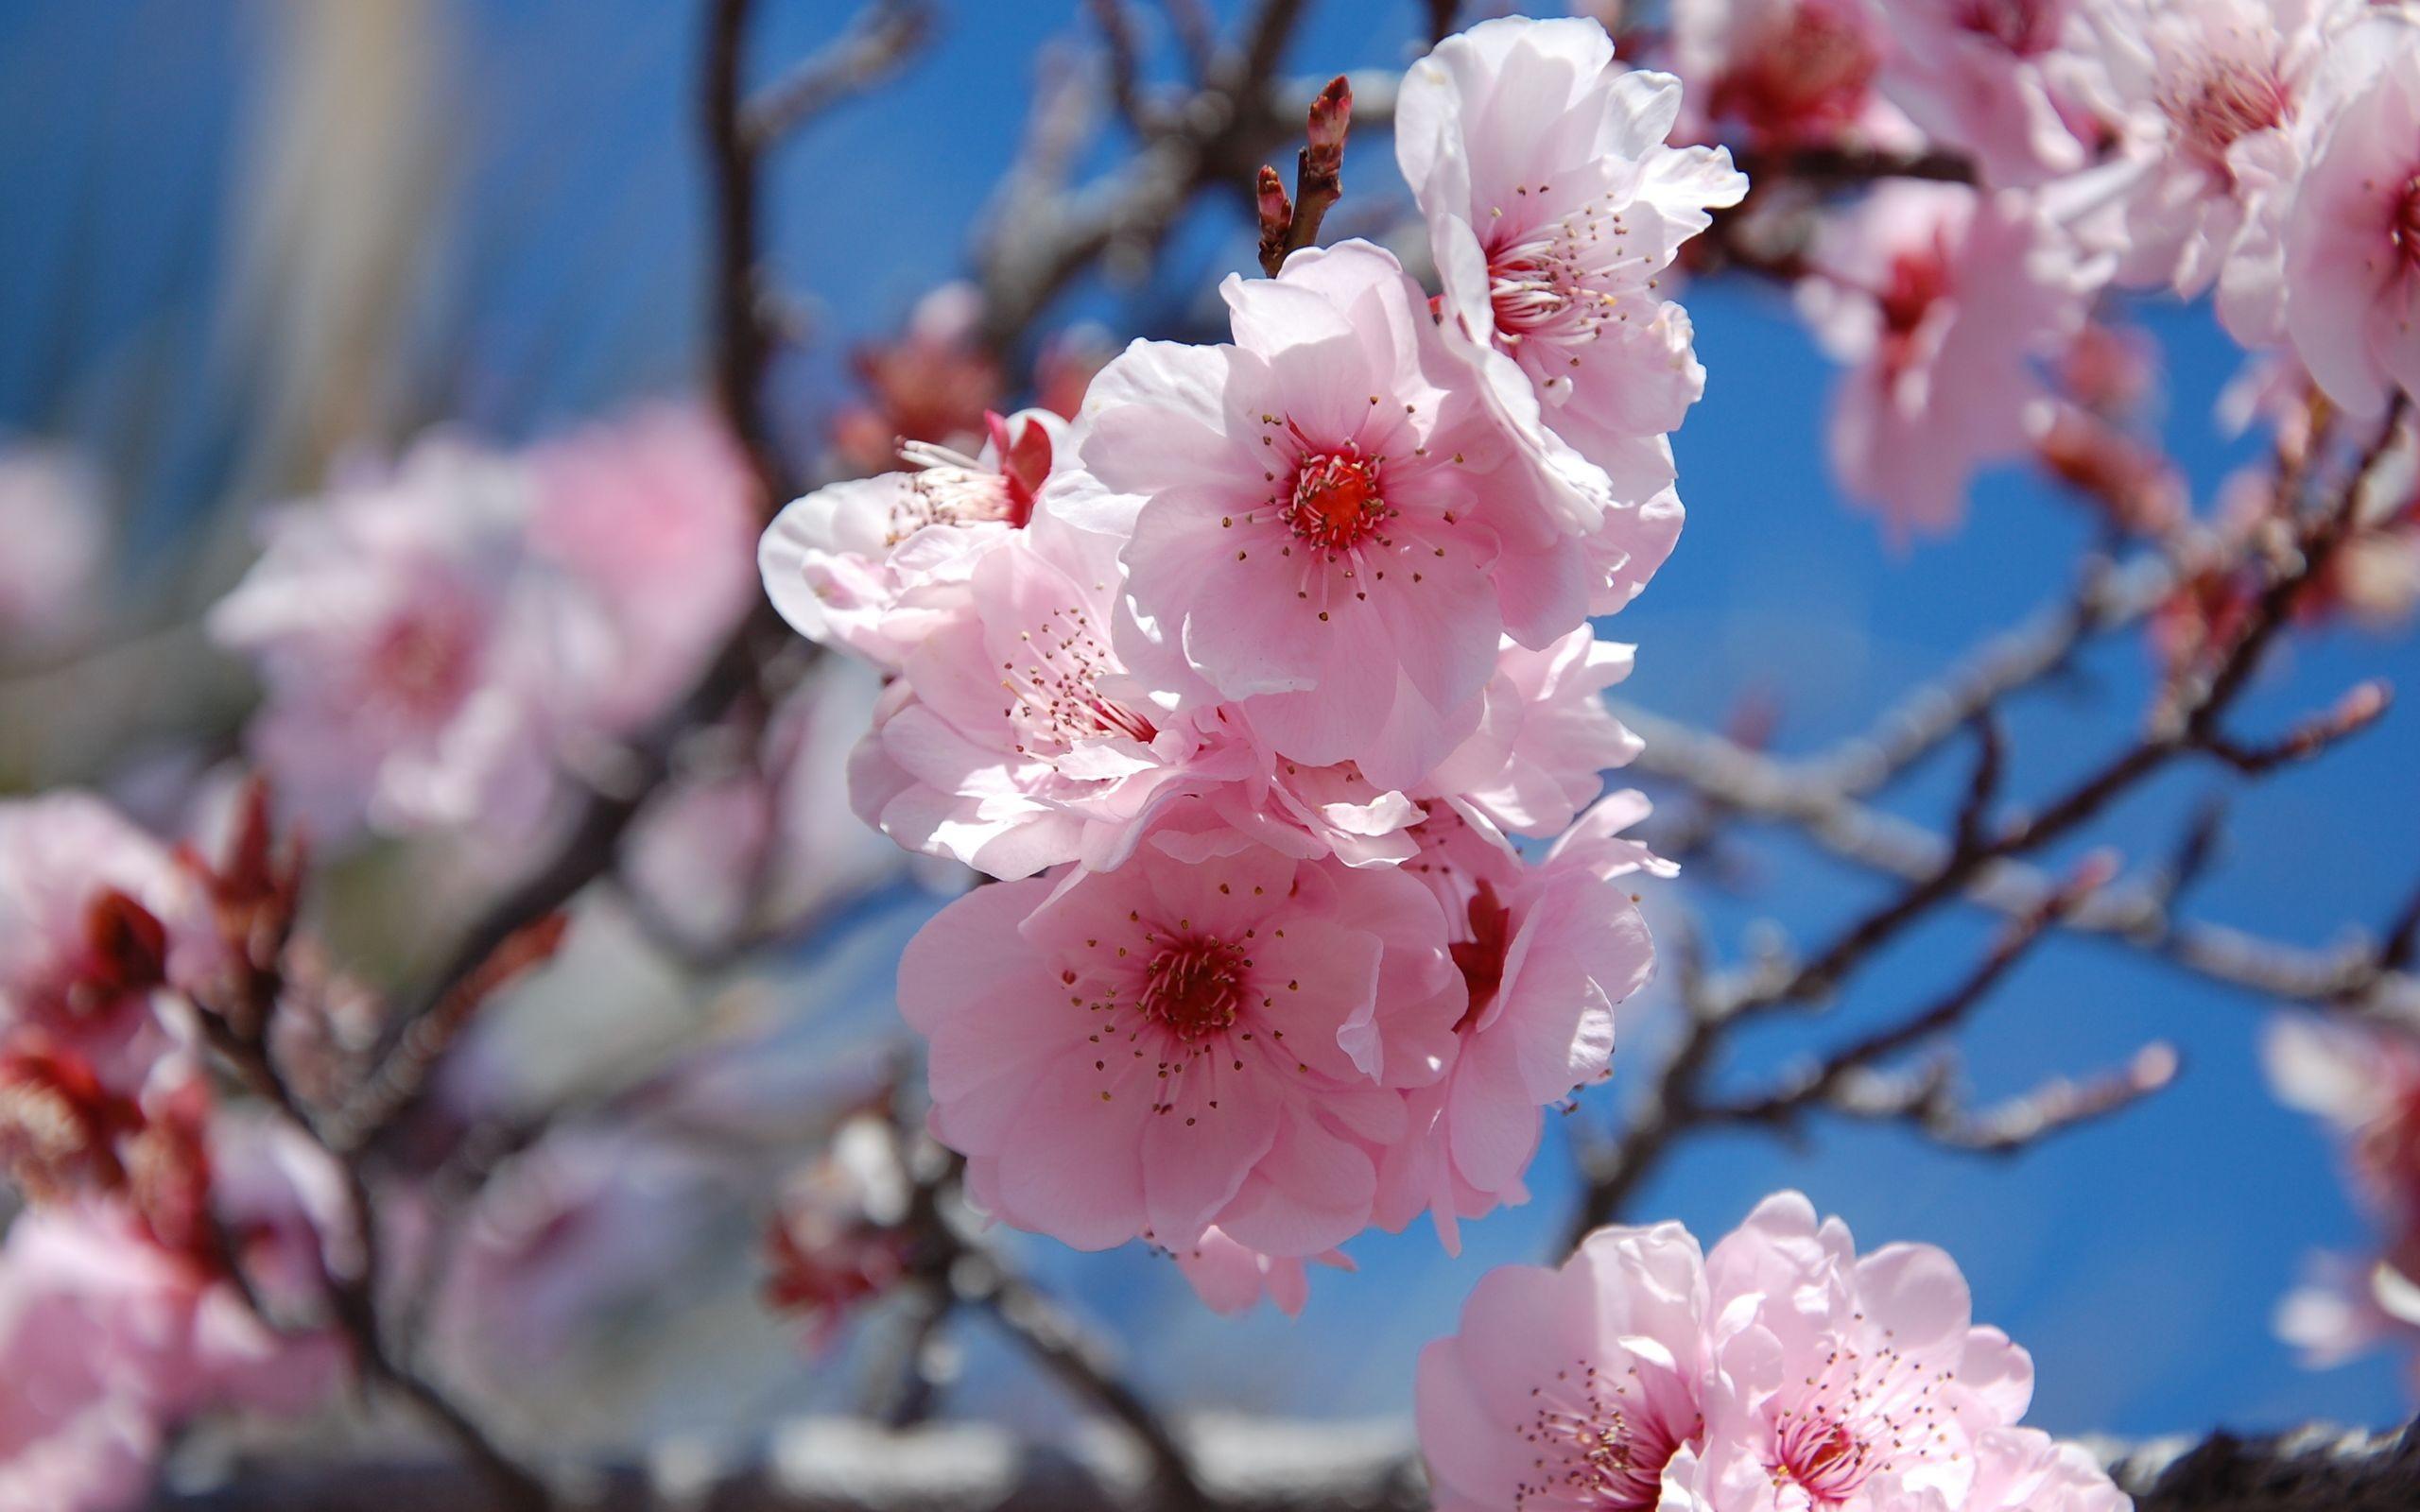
(4, 0), (2415, 1445)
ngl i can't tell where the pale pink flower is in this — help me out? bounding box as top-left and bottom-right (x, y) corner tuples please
(527, 404), (761, 733)
(0, 794), (216, 1098)
(2278, 23), (2420, 418)
(1670, 0), (1900, 151)
(846, 524), (1243, 879)
(1415, 1219), (1713, 1512)
(0, 1140), (345, 1511)
(209, 437), (561, 840)
(0, 444), (106, 649)
(1398, 16), (1746, 538)
(896, 833), (1463, 1256)
(1169, 1226), (1353, 1317)
(760, 408), (1065, 671)
(1962, 1426), (2132, 1512)
(2264, 1014), (2420, 1232)
(1063, 240), (1593, 789)
(1698, 1191), (2037, 1512)
(1871, 0), (2089, 185)
(2274, 1250), (2420, 1395)
(1377, 793), (1665, 1249)
(1429, 627), (1644, 839)
(1801, 181), (2101, 538)
(2057, 0), (2370, 347)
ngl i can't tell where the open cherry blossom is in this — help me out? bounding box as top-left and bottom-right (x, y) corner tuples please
(2277, 23), (2420, 418)
(896, 830), (1463, 1257)
(1698, 1192), (2039, 1511)
(2057, 0), (2377, 348)
(1064, 239), (1594, 789)
(1375, 793), (1663, 1250)
(1669, 0), (1896, 151)
(1801, 181), (2102, 537)
(1398, 16), (1745, 541)
(760, 408), (1064, 671)
(1870, 0), (2088, 186)
(208, 436), (561, 840)
(1416, 1218), (1713, 1512)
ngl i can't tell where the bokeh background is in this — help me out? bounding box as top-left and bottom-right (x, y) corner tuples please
(3, 0), (2412, 1463)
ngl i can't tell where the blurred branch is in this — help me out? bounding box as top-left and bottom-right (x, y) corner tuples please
(1569, 420), (2410, 1244)
(738, 0), (933, 150)
(147, 1414), (2420, 1511)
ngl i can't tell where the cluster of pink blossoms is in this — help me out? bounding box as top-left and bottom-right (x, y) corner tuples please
(0, 792), (346, 1510)
(1650, 0), (2420, 536)
(761, 16), (1738, 1308)
(1419, 1194), (2129, 1512)
(210, 404), (760, 844)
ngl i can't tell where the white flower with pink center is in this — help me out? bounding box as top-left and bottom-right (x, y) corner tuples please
(1066, 239), (1593, 790)
(760, 408), (1065, 671)
(1800, 181), (2103, 538)
(896, 833), (1462, 1257)
(1871, 0), (2089, 185)
(2278, 21), (2420, 418)
(1377, 793), (1666, 1249)
(1699, 1193), (2037, 1512)
(1398, 16), (1745, 540)
(1416, 1219), (1713, 1512)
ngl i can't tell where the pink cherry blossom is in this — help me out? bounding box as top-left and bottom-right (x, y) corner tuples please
(1429, 627), (1644, 840)
(1870, 0), (2089, 185)
(1398, 16), (1745, 538)
(1065, 240), (1594, 789)
(846, 524), (1241, 879)
(1801, 181), (2102, 538)
(0, 1128), (346, 1511)
(2278, 22), (2420, 418)
(2057, 0), (2372, 347)
(896, 832), (1463, 1256)
(1377, 793), (1665, 1249)
(1698, 1191), (2037, 1512)
(1416, 1218), (1713, 1512)
(209, 436), (562, 840)
(1963, 1425), (2132, 1512)
(760, 408), (1064, 671)
(0, 443), (106, 649)
(0, 794), (217, 1099)
(526, 404), (761, 733)
(2264, 1014), (2420, 1232)
(1669, 0), (1898, 152)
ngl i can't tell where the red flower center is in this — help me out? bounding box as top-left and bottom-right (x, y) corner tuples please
(2395, 174), (2420, 272)
(1283, 447), (1391, 552)
(1136, 937), (1248, 1041)
(1954, 0), (2059, 57)
(1450, 881), (1515, 1033)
